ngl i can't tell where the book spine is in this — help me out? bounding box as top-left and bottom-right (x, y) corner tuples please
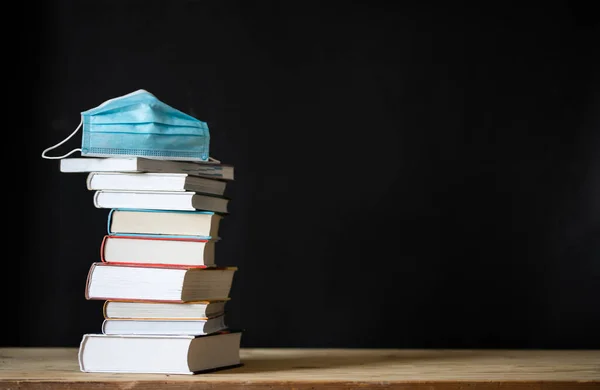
(100, 235), (109, 263)
(102, 301), (109, 319)
(85, 172), (96, 190)
(92, 191), (101, 208)
(106, 209), (116, 235)
(84, 263), (98, 300)
(77, 334), (90, 372)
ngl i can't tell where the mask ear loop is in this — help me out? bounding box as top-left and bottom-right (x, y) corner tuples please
(41, 120), (83, 159)
(208, 157), (221, 163)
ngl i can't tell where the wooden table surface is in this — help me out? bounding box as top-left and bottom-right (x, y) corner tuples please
(0, 348), (599, 389)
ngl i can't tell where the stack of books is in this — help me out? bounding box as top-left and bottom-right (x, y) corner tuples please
(60, 157), (242, 375)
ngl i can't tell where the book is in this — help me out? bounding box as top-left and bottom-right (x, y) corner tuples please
(86, 172), (227, 196)
(101, 235), (216, 267)
(78, 331), (242, 374)
(107, 209), (222, 239)
(102, 315), (227, 336)
(85, 263), (237, 302)
(93, 190), (229, 213)
(61, 157), (234, 180)
(103, 300), (227, 320)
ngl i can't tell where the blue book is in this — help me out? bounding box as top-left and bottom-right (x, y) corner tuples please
(107, 209), (223, 240)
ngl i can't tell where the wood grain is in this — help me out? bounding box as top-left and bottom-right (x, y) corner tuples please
(0, 348), (598, 389)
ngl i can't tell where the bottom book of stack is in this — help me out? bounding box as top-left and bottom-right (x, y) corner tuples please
(78, 263), (241, 374)
(78, 331), (242, 374)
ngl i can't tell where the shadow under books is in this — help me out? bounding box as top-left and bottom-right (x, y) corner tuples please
(225, 350), (486, 374)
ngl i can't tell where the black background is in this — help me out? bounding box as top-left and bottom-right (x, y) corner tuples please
(8, 2), (600, 348)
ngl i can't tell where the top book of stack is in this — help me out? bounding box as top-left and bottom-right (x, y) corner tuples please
(60, 157), (234, 181)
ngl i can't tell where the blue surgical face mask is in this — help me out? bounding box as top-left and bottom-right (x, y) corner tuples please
(41, 89), (211, 162)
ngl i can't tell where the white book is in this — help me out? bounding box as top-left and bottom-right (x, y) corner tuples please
(108, 209), (222, 239)
(101, 235), (217, 267)
(93, 190), (229, 213)
(60, 157), (234, 180)
(103, 300), (227, 320)
(102, 315), (227, 336)
(85, 263), (237, 302)
(86, 172), (227, 196)
(78, 332), (242, 374)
